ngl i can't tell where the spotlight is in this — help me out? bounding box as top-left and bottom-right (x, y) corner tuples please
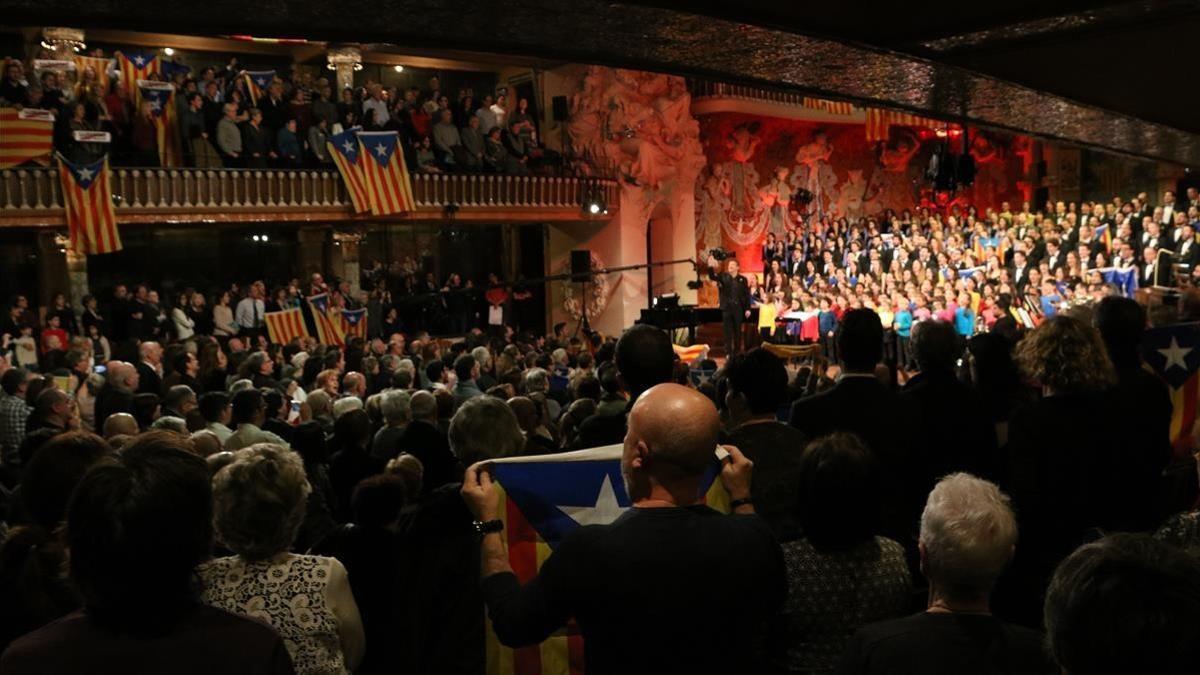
(582, 189), (607, 216)
(393, 65), (404, 73)
(252, 235), (261, 242)
(164, 47), (175, 56)
(588, 203), (601, 215)
(261, 234), (269, 242)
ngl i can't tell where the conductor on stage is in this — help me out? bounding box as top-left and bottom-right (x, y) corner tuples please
(707, 253), (752, 355)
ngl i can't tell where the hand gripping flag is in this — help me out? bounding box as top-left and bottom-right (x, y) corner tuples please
(242, 70), (275, 106)
(358, 130), (416, 215)
(264, 307), (309, 345)
(115, 50), (158, 104)
(0, 108), (54, 168)
(306, 293), (345, 346)
(327, 126), (370, 213)
(138, 80), (182, 167)
(485, 444), (729, 675)
(340, 308), (368, 341)
(57, 154), (122, 255)
(1143, 322), (1200, 458)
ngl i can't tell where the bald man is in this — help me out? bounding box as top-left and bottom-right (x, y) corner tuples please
(462, 383), (786, 674)
(94, 361), (139, 433)
(136, 341), (164, 396)
(102, 412), (139, 439)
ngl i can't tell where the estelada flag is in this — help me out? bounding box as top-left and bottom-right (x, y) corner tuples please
(1143, 322), (1200, 458)
(340, 308), (368, 341)
(358, 130), (416, 215)
(306, 293), (345, 347)
(327, 126), (369, 213)
(0, 108), (54, 168)
(138, 80), (182, 167)
(57, 153), (122, 255)
(242, 70), (275, 107)
(264, 307), (309, 345)
(485, 445), (729, 675)
(115, 50), (158, 104)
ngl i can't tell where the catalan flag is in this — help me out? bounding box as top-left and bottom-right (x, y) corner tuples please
(115, 50), (158, 103)
(327, 126), (369, 213)
(242, 70), (275, 107)
(358, 130), (415, 215)
(340, 308), (368, 341)
(306, 293), (345, 346)
(485, 445), (729, 675)
(671, 343), (709, 363)
(1144, 323), (1200, 458)
(1094, 223), (1113, 254)
(264, 307), (309, 345)
(0, 108), (54, 169)
(57, 153), (122, 255)
(138, 80), (182, 167)
(73, 55), (113, 101)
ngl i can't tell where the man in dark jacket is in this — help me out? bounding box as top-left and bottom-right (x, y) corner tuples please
(94, 361), (139, 433)
(706, 254), (751, 355)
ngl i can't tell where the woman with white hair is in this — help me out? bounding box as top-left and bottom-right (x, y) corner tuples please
(837, 473), (1054, 674)
(200, 444), (365, 674)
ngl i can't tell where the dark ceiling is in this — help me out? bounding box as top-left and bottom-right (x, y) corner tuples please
(632, 0), (1200, 135)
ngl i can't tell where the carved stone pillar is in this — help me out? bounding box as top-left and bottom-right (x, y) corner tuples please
(34, 232), (72, 309)
(333, 230), (363, 297)
(326, 45), (362, 93)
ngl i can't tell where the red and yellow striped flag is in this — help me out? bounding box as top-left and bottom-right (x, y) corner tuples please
(358, 131), (415, 215)
(327, 126), (369, 213)
(0, 108), (54, 168)
(138, 80), (182, 167)
(57, 153), (122, 255)
(306, 293), (345, 346)
(265, 307), (309, 345)
(115, 50), (158, 104)
(74, 55), (112, 100)
(339, 308), (368, 341)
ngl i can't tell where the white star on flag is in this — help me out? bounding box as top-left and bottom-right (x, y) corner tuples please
(76, 166), (94, 181)
(148, 99), (161, 111)
(133, 56), (145, 66)
(342, 140), (354, 153)
(1159, 337), (1191, 371)
(374, 143), (388, 157)
(558, 474), (628, 527)
(255, 78), (268, 87)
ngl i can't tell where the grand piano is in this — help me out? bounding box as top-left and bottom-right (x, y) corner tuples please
(637, 303), (723, 344)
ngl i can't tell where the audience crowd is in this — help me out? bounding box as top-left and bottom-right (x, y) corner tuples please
(1, 53), (558, 175)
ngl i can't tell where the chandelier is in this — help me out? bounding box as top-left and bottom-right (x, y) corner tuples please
(41, 27), (86, 53)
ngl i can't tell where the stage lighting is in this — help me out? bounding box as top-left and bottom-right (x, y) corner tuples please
(164, 47), (175, 56)
(393, 65), (404, 73)
(261, 234), (269, 242)
(252, 235), (261, 242)
(583, 190), (607, 216)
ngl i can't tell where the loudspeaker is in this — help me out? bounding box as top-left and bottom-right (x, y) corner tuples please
(570, 250), (591, 282)
(552, 95), (569, 121)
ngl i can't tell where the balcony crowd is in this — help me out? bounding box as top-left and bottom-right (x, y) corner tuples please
(0, 192), (1196, 674)
(1, 55), (558, 175)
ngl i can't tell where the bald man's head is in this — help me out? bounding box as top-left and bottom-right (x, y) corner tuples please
(106, 361), (139, 391)
(622, 383), (720, 502)
(102, 412), (138, 439)
(506, 396), (538, 433)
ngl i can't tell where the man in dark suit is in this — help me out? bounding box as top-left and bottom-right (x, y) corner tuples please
(1011, 251), (1031, 294)
(94, 361), (139, 433)
(135, 341), (164, 397)
(1176, 224), (1198, 268)
(788, 309), (919, 550)
(1044, 238), (1064, 272)
(707, 254), (751, 355)
(241, 108), (272, 169)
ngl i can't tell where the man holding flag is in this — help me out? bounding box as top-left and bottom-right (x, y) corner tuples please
(461, 383), (785, 674)
(137, 80), (182, 167)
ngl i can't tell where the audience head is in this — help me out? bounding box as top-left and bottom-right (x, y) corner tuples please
(1094, 295), (1147, 369)
(837, 308), (884, 372)
(448, 395), (524, 465)
(102, 412), (138, 439)
(615, 324), (675, 400)
(229, 388), (266, 427)
(454, 354), (479, 383)
(351, 474), (409, 529)
(722, 347), (787, 423)
(409, 389), (437, 423)
(67, 431), (212, 633)
(919, 473), (1017, 604)
(20, 431), (111, 531)
(1045, 534), (1200, 675)
(211, 443), (311, 561)
(623, 383), (720, 501)
(1015, 315), (1116, 395)
(797, 432), (880, 550)
(912, 319), (961, 373)
(379, 388), (412, 426)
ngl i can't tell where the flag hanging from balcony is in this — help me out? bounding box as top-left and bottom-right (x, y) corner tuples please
(57, 153), (122, 255)
(115, 50), (159, 104)
(242, 70), (275, 106)
(73, 55), (113, 100)
(138, 80), (182, 167)
(264, 307), (310, 345)
(340, 308), (368, 341)
(327, 126), (369, 213)
(357, 130), (415, 216)
(0, 108), (54, 169)
(306, 293), (345, 346)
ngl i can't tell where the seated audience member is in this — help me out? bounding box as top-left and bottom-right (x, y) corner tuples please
(838, 473), (1054, 675)
(770, 432), (911, 674)
(1044, 534), (1200, 675)
(225, 389), (289, 451)
(462, 383), (784, 674)
(200, 443), (364, 674)
(507, 395), (557, 455)
(1093, 296), (1172, 531)
(0, 433), (294, 674)
(572, 324), (675, 450)
(198, 392), (233, 444)
(93, 361), (138, 433)
(999, 314), (1119, 627)
(395, 389), (456, 491)
(370, 389), (411, 460)
(789, 308), (919, 549)
(720, 347), (808, 538)
(901, 320), (998, 487)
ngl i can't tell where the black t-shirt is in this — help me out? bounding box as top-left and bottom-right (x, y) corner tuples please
(482, 505), (786, 675)
(836, 612), (1055, 675)
(0, 605), (294, 675)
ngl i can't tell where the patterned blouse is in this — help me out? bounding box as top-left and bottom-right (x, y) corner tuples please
(1155, 511), (1200, 557)
(772, 536), (912, 674)
(199, 554), (347, 675)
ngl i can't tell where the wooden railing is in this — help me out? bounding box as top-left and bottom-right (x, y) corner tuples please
(0, 168), (620, 222)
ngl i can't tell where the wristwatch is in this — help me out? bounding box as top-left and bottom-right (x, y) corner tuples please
(472, 519), (504, 535)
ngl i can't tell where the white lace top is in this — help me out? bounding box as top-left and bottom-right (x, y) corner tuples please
(199, 554), (348, 675)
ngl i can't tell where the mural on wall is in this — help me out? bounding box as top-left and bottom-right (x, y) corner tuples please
(694, 112), (1029, 271)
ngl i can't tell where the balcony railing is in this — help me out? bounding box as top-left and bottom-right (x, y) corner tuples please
(0, 168), (620, 223)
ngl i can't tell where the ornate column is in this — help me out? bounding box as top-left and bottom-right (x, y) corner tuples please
(41, 27), (86, 62)
(332, 230), (363, 297)
(35, 232), (71, 309)
(325, 45), (362, 93)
